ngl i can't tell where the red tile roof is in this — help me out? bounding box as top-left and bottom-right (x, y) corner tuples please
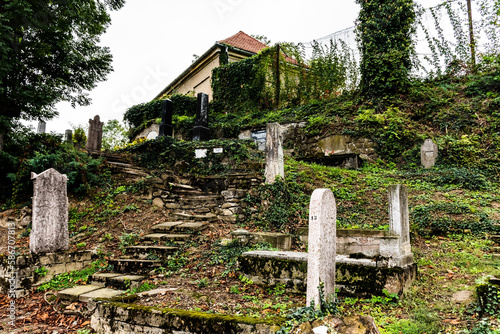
(218, 31), (268, 54)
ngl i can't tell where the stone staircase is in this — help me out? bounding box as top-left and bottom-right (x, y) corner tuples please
(57, 181), (222, 302)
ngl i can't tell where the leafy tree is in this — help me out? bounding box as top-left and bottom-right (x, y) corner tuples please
(0, 0), (125, 123)
(102, 119), (127, 151)
(355, 0), (416, 97)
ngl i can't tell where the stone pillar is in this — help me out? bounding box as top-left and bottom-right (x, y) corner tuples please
(265, 123), (284, 184)
(64, 130), (73, 145)
(421, 139), (438, 168)
(307, 189), (336, 309)
(37, 121), (46, 134)
(30, 168), (69, 254)
(388, 185), (411, 256)
(85, 115), (104, 151)
(193, 93), (210, 141)
(159, 99), (174, 137)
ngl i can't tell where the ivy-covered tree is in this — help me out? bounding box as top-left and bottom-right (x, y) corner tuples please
(355, 0), (416, 97)
(0, 0), (125, 122)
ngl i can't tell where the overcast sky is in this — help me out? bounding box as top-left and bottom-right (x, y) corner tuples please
(36, 0), (439, 134)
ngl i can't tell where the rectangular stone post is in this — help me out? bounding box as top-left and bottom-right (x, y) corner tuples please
(64, 129), (73, 146)
(159, 99), (174, 137)
(37, 121), (46, 134)
(193, 93), (210, 141)
(30, 168), (69, 254)
(264, 123), (284, 184)
(388, 184), (411, 257)
(307, 189), (336, 308)
(85, 115), (104, 152)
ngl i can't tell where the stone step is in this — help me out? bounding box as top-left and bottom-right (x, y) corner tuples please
(172, 189), (209, 196)
(90, 273), (147, 290)
(168, 182), (197, 190)
(142, 233), (192, 243)
(174, 212), (218, 222)
(491, 235), (500, 244)
(491, 246), (500, 253)
(107, 259), (163, 274)
(151, 221), (208, 233)
(125, 245), (179, 258)
(57, 284), (125, 302)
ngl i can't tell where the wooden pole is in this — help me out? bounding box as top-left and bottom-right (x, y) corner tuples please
(466, 0), (476, 70)
(275, 44), (280, 109)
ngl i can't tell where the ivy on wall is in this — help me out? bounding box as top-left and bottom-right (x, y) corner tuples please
(123, 94), (197, 139)
(355, 0), (416, 97)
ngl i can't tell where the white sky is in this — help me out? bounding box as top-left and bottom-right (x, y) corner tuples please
(35, 0), (439, 134)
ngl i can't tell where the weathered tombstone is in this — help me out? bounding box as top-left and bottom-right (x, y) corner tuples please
(307, 189), (336, 308)
(37, 120), (46, 134)
(64, 129), (73, 145)
(159, 99), (173, 137)
(30, 168), (69, 254)
(85, 115), (104, 151)
(264, 123), (284, 184)
(421, 139), (438, 168)
(387, 185), (412, 259)
(193, 92), (210, 141)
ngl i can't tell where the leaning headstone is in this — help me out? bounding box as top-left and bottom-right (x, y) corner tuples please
(37, 120), (46, 134)
(388, 185), (411, 258)
(193, 92), (210, 141)
(85, 115), (104, 151)
(159, 99), (173, 137)
(264, 123), (284, 184)
(30, 168), (69, 254)
(64, 129), (73, 145)
(307, 189), (336, 309)
(421, 139), (438, 168)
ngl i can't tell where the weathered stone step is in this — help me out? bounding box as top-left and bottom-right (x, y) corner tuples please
(151, 221), (208, 233)
(57, 284), (124, 302)
(108, 259), (163, 274)
(174, 212), (218, 222)
(491, 235), (500, 244)
(125, 245), (178, 258)
(90, 273), (146, 290)
(168, 182), (197, 190)
(142, 233), (192, 242)
(173, 189), (210, 196)
(491, 246), (500, 253)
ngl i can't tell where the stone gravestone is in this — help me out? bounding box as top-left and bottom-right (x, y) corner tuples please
(30, 168), (69, 254)
(264, 123), (284, 184)
(85, 115), (104, 151)
(64, 129), (73, 145)
(37, 120), (46, 134)
(193, 93), (210, 141)
(307, 189), (336, 308)
(421, 139), (438, 168)
(159, 99), (173, 137)
(386, 184), (413, 266)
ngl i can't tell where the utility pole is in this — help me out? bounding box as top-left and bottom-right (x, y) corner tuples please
(466, 0), (476, 70)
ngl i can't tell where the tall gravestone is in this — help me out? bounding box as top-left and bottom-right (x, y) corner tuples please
(159, 99), (174, 137)
(85, 115), (104, 151)
(37, 120), (46, 134)
(421, 139), (438, 168)
(265, 123), (284, 184)
(307, 189), (336, 309)
(193, 93), (210, 141)
(30, 168), (69, 254)
(64, 129), (73, 145)
(387, 185), (412, 259)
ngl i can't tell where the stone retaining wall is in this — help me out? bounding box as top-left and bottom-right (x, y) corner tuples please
(90, 302), (283, 334)
(0, 251), (93, 297)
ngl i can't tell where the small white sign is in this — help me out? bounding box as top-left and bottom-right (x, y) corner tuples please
(195, 149), (208, 159)
(213, 147), (223, 154)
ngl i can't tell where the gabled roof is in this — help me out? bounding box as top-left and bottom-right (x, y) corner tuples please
(218, 31), (268, 54)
